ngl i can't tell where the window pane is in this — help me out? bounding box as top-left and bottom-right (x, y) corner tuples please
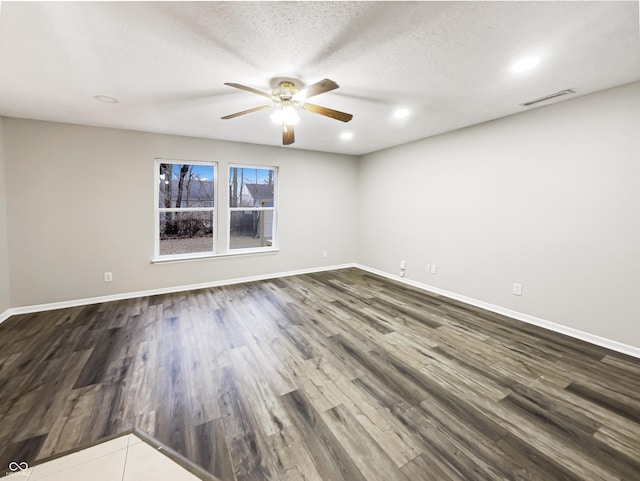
(229, 167), (275, 208)
(229, 210), (274, 249)
(159, 163), (215, 208)
(159, 211), (214, 256)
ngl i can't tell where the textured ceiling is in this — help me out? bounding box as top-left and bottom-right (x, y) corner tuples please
(0, 1), (638, 155)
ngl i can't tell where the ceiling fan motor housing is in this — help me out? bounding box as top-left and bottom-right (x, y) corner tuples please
(273, 81), (298, 101)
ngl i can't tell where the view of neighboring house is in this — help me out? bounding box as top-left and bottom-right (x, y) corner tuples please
(233, 183), (274, 246)
(241, 183), (274, 208)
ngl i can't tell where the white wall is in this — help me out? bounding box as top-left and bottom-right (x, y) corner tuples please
(0, 117), (10, 313)
(2, 119), (358, 306)
(357, 82), (640, 349)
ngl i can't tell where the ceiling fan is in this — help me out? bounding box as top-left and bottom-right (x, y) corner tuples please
(221, 78), (353, 145)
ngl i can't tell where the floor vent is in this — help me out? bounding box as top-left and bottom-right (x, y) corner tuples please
(521, 89), (575, 107)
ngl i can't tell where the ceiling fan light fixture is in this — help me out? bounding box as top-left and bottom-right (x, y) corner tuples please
(270, 105), (300, 125)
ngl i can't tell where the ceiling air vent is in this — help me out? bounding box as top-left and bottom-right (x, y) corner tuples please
(521, 89), (575, 107)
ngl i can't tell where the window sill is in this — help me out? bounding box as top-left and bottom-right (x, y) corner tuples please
(152, 248), (279, 264)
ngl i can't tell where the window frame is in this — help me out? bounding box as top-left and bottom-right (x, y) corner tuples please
(153, 160), (279, 263)
(154, 158), (218, 262)
(227, 164), (278, 254)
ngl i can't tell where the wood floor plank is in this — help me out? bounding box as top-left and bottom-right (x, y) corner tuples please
(391, 401), (511, 481)
(341, 399), (422, 468)
(320, 404), (411, 481)
(180, 308), (222, 426)
(11, 348), (93, 442)
(531, 376), (640, 445)
(85, 350), (132, 436)
(279, 390), (368, 481)
(121, 339), (159, 426)
(465, 392), (624, 480)
(401, 452), (467, 481)
(192, 419), (237, 481)
(37, 384), (102, 457)
(228, 346), (290, 437)
(565, 381), (640, 425)
(264, 425), (324, 481)
(493, 434), (584, 481)
(154, 316), (191, 458)
(73, 328), (122, 388)
(217, 366), (259, 443)
(594, 425), (640, 465)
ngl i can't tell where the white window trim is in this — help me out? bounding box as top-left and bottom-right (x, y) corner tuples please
(153, 158), (218, 262)
(151, 247), (280, 264)
(227, 164), (278, 254)
(159, 207), (216, 213)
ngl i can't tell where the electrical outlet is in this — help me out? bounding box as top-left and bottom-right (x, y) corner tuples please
(513, 283), (522, 296)
(400, 260), (406, 270)
(104, 272), (113, 282)
(322, 250), (328, 258)
(426, 264), (431, 272)
(430, 264), (437, 274)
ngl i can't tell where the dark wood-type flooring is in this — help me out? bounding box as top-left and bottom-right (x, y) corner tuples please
(1, 268), (639, 480)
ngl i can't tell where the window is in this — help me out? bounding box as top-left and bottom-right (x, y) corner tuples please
(229, 166), (277, 251)
(154, 160), (277, 261)
(155, 160), (216, 259)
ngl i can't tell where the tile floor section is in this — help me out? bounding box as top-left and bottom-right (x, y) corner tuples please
(3, 434), (200, 481)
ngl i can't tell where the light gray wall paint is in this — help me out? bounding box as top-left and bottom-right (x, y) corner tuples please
(357, 82), (640, 348)
(0, 117), (10, 312)
(3, 119), (358, 306)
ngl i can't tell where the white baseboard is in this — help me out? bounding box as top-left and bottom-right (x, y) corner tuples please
(0, 308), (12, 324)
(2, 262), (638, 359)
(0, 263), (356, 324)
(354, 264), (640, 359)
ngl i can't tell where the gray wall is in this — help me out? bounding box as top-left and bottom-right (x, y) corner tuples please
(2, 119), (358, 306)
(0, 117), (10, 313)
(357, 82), (640, 348)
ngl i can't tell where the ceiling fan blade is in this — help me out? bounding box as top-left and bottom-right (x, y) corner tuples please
(221, 105), (271, 120)
(295, 78), (339, 100)
(302, 103), (353, 122)
(283, 124), (295, 145)
(224, 82), (274, 99)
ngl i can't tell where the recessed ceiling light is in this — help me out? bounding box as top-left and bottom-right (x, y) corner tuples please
(340, 132), (353, 140)
(393, 108), (410, 119)
(511, 56), (540, 73)
(94, 95), (118, 103)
